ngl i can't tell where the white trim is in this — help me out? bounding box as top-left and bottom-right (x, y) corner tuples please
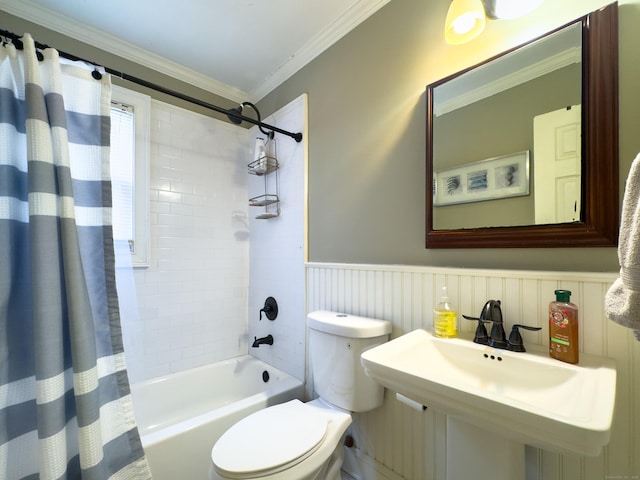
(305, 262), (618, 283)
(435, 47), (582, 116)
(111, 85), (150, 267)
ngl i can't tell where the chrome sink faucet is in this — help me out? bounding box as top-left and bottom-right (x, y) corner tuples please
(463, 300), (541, 352)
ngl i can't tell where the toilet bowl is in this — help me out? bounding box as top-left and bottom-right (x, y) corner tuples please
(209, 399), (350, 480)
(209, 311), (391, 480)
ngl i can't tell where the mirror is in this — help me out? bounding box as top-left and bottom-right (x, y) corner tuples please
(426, 3), (618, 248)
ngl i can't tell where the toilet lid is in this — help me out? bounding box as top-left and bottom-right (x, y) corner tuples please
(211, 400), (328, 477)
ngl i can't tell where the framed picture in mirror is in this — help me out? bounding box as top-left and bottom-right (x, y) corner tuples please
(434, 150), (530, 206)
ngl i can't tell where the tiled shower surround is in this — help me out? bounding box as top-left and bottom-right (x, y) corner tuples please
(120, 95), (307, 384)
(122, 100), (251, 382)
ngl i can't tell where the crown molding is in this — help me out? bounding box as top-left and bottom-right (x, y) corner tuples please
(2, 0), (391, 103)
(0, 0), (248, 103)
(250, 0), (392, 101)
(435, 47), (582, 117)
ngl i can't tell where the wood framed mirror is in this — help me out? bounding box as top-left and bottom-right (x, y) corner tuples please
(426, 3), (618, 248)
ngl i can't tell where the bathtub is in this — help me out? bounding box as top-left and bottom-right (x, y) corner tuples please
(130, 355), (304, 480)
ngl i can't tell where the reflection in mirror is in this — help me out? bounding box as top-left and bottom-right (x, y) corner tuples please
(432, 23), (581, 230)
(426, 3), (619, 248)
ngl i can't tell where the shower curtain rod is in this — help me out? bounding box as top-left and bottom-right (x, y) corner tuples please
(0, 29), (303, 143)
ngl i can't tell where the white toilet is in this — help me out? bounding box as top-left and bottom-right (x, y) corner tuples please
(209, 310), (392, 480)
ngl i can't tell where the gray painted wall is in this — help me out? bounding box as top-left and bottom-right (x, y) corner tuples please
(259, 0), (640, 272)
(433, 65), (581, 230)
(4, 1), (639, 271)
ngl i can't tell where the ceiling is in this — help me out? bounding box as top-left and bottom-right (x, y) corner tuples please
(0, 0), (391, 102)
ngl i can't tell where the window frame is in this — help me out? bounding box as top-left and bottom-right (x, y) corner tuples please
(111, 84), (150, 268)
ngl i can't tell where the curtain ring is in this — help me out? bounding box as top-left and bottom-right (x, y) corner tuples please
(92, 69), (103, 80)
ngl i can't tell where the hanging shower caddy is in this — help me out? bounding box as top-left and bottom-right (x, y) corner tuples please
(248, 137), (280, 219)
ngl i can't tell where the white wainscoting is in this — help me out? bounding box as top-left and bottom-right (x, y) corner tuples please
(306, 262), (640, 480)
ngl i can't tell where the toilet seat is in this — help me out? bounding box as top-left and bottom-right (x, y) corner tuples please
(211, 400), (329, 478)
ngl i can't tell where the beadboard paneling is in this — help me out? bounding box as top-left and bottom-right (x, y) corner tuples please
(306, 262), (639, 480)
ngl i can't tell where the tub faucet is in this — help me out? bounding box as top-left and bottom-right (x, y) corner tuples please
(252, 334), (274, 348)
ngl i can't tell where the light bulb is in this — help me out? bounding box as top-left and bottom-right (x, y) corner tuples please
(445, 0), (486, 45)
(452, 12), (480, 34)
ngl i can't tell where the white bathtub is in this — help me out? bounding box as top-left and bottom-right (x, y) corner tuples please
(131, 355), (304, 480)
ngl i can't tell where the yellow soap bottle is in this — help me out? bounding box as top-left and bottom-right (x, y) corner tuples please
(434, 286), (458, 338)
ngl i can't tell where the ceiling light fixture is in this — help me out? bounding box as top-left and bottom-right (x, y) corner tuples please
(445, 0), (544, 45)
(445, 0), (487, 45)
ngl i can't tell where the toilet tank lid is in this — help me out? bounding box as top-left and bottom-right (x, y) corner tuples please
(307, 310), (392, 338)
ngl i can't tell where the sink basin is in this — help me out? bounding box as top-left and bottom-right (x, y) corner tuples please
(361, 329), (616, 456)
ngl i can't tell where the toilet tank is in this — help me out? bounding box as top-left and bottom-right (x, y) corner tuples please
(307, 311), (392, 412)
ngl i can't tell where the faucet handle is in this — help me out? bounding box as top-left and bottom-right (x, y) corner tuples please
(462, 315), (490, 345)
(259, 297), (278, 321)
(507, 324), (542, 352)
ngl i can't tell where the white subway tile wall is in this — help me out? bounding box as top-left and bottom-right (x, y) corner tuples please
(120, 96), (308, 383)
(125, 100), (251, 382)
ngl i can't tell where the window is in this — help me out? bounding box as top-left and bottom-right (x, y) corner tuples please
(110, 85), (150, 267)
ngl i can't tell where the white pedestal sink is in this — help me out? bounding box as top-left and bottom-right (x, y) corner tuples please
(446, 417), (525, 480)
(360, 329), (616, 479)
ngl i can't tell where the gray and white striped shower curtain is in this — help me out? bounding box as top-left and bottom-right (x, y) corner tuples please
(0, 34), (151, 479)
